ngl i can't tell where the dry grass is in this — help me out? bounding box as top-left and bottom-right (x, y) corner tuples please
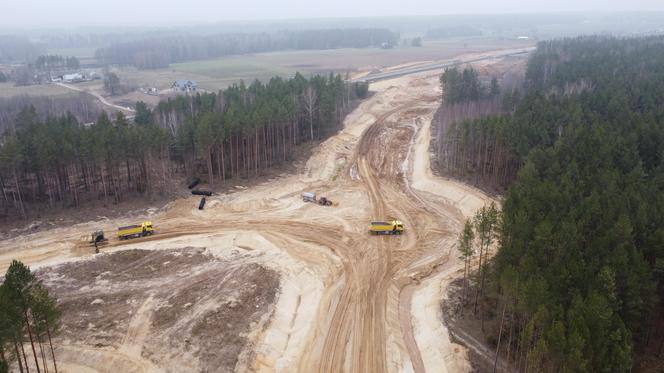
(0, 82), (73, 97)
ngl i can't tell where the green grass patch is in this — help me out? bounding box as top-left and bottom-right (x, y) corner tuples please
(172, 56), (296, 80)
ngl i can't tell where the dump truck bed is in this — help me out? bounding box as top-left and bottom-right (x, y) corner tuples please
(117, 226), (144, 238)
(302, 192), (316, 202)
(369, 220), (404, 234)
(118, 224), (141, 231)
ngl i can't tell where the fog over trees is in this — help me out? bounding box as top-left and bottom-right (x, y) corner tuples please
(96, 29), (399, 69)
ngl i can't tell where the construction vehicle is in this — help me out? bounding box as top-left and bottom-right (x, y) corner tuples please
(302, 192), (334, 206)
(117, 221), (154, 240)
(89, 230), (108, 253)
(369, 220), (404, 235)
(317, 197), (333, 206)
(302, 192), (317, 202)
(89, 230), (107, 245)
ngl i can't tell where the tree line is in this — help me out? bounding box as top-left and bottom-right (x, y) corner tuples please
(433, 66), (519, 190)
(441, 66), (500, 104)
(0, 260), (62, 373)
(34, 55), (80, 72)
(425, 25), (483, 39)
(0, 94), (103, 133)
(442, 35), (664, 371)
(0, 73), (365, 218)
(95, 28), (400, 69)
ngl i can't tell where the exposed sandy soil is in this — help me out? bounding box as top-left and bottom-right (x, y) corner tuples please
(37, 248), (278, 373)
(2, 49), (522, 372)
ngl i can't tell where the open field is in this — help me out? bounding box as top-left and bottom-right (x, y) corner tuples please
(126, 37), (533, 92)
(0, 82), (73, 97)
(0, 49), (521, 372)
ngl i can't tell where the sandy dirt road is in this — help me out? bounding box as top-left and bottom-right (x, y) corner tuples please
(56, 82), (136, 115)
(1, 52), (513, 372)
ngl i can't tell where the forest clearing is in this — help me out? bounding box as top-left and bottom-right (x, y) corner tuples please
(0, 50), (517, 372)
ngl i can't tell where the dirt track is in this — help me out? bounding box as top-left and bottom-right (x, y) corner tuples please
(0, 51), (515, 372)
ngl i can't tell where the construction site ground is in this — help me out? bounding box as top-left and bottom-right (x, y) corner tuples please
(0, 49), (523, 373)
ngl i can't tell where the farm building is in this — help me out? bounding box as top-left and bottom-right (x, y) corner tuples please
(62, 73), (84, 82)
(172, 80), (198, 92)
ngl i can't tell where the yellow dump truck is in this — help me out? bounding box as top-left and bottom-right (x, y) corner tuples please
(117, 221), (154, 240)
(369, 220), (404, 235)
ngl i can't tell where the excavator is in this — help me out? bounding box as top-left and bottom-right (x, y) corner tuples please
(89, 230), (108, 253)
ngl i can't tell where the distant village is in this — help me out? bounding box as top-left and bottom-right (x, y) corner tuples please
(0, 52), (201, 99)
(50, 71), (101, 83)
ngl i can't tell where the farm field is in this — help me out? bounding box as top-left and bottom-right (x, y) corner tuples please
(125, 37), (533, 92)
(0, 82), (72, 97)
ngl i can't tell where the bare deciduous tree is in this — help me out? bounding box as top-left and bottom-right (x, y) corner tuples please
(302, 85), (318, 141)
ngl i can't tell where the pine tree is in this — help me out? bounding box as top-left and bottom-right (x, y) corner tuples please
(30, 284), (61, 373)
(3, 260), (41, 373)
(458, 220), (475, 310)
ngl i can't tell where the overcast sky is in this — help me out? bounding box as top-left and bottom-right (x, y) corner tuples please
(4, 0), (664, 26)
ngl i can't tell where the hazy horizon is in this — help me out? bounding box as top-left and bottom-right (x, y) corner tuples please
(5, 0), (664, 27)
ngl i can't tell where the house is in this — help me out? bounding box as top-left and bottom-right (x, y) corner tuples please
(172, 80), (197, 92)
